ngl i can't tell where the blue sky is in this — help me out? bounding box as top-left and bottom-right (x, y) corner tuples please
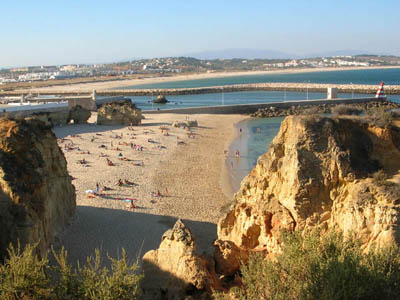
(1, 0), (399, 67)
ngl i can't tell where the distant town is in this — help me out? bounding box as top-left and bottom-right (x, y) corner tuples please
(1, 55), (400, 86)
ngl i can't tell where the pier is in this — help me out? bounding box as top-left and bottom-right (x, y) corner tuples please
(0, 82), (400, 97)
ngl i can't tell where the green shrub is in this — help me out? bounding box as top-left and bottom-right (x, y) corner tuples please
(0, 242), (52, 300)
(331, 104), (363, 116)
(366, 107), (393, 128)
(0, 243), (143, 300)
(214, 231), (400, 300)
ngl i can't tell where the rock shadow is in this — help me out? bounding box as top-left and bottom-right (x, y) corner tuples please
(52, 206), (217, 268)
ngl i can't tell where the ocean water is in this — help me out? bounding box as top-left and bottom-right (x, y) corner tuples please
(228, 117), (283, 193)
(123, 68), (400, 90)
(129, 90), (400, 111)
(121, 68), (400, 111)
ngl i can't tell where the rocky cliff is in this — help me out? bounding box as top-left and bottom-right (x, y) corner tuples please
(97, 100), (142, 125)
(216, 115), (400, 273)
(0, 118), (76, 260)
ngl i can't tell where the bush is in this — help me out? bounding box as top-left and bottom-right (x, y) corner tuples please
(0, 243), (143, 300)
(214, 231), (400, 300)
(331, 105), (363, 116)
(366, 107), (393, 128)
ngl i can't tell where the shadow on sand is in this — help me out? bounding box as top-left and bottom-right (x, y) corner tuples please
(53, 205), (217, 268)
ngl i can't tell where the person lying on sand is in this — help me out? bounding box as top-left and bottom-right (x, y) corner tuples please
(106, 158), (115, 166)
(99, 152), (108, 157)
(124, 179), (135, 186)
(118, 157), (132, 161)
(77, 158), (88, 164)
(101, 186), (112, 191)
(132, 161), (144, 166)
(151, 190), (162, 198)
(116, 179), (123, 186)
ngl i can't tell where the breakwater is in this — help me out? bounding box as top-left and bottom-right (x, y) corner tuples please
(1, 82), (400, 97)
(142, 97), (378, 114)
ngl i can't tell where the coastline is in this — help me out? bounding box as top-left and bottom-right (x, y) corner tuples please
(27, 66), (400, 93)
(52, 113), (247, 264)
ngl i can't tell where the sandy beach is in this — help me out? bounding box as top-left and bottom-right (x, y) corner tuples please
(52, 112), (247, 265)
(28, 66), (400, 93)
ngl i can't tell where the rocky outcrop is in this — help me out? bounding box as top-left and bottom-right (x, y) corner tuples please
(97, 100), (142, 125)
(216, 115), (400, 274)
(142, 219), (221, 299)
(172, 120), (198, 128)
(0, 118), (76, 260)
(28, 110), (70, 127)
(69, 105), (91, 124)
(251, 100), (400, 118)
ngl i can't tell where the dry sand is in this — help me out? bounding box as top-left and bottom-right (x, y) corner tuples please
(52, 113), (247, 265)
(30, 66), (400, 93)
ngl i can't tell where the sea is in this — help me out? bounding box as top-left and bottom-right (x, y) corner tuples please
(120, 68), (400, 193)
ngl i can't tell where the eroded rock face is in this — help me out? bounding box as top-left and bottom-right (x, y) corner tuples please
(97, 100), (142, 125)
(69, 105), (91, 124)
(142, 219), (221, 299)
(216, 116), (400, 274)
(0, 118), (76, 260)
(29, 111), (70, 127)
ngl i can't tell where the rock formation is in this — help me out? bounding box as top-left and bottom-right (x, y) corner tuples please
(172, 120), (198, 128)
(28, 110), (70, 127)
(0, 118), (76, 260)
(69, 105), (91, 124)
(251, 100), (400, 118)
(142, 219), (221, 299)
(215, 115), (400, 274)
(97, 100), (142, 125)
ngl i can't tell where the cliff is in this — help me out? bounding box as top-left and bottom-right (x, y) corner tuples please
(216, 115), (400, 273)
(0, 118), (76, 259)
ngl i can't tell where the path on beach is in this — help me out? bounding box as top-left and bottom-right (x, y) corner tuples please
(52, 113), (246, 265)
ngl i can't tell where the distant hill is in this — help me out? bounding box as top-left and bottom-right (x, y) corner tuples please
(181, 48), (392, 60)
(183, 48), (292, 60)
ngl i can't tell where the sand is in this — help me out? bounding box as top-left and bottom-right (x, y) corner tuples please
(29, 66), (400, 93)
(52, 112), (247, 265)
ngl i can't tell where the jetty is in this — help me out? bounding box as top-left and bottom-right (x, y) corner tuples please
(1, 82), (400, 97)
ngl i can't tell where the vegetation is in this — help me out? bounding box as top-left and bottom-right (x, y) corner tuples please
(214, 231), (400, 300)
(366, 107), (394, 128)
(331, 104), (363, 116)
(0, 243), (143, 300)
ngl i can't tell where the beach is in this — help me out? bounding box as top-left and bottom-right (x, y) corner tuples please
(52, 112), (247, 265)
(26, 66), (400, 93)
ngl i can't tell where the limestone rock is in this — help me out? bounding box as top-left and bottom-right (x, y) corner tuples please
(69, 105), (91, 124)
(97, 100), (142, 125)
(142, 219), (221, 299)
(29, 110), (70, 127)
(0, 118), (76, 260)
(216, 115), (400, 274)
(172, 120), (198, 128)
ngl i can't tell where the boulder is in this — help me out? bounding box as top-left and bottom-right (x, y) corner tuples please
(215, 115), (400, 274)
(172, 120), (198, 128)
(142, 219), (221, 299)
(69, 105), (91, 124)
(0, 118), (76, 260)
(97, 100), (142, 125)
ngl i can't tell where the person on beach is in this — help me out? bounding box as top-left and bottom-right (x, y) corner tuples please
(235, 150), (240, 158)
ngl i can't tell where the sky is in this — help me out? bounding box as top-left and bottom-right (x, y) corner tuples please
(1, 0), (399, 68)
